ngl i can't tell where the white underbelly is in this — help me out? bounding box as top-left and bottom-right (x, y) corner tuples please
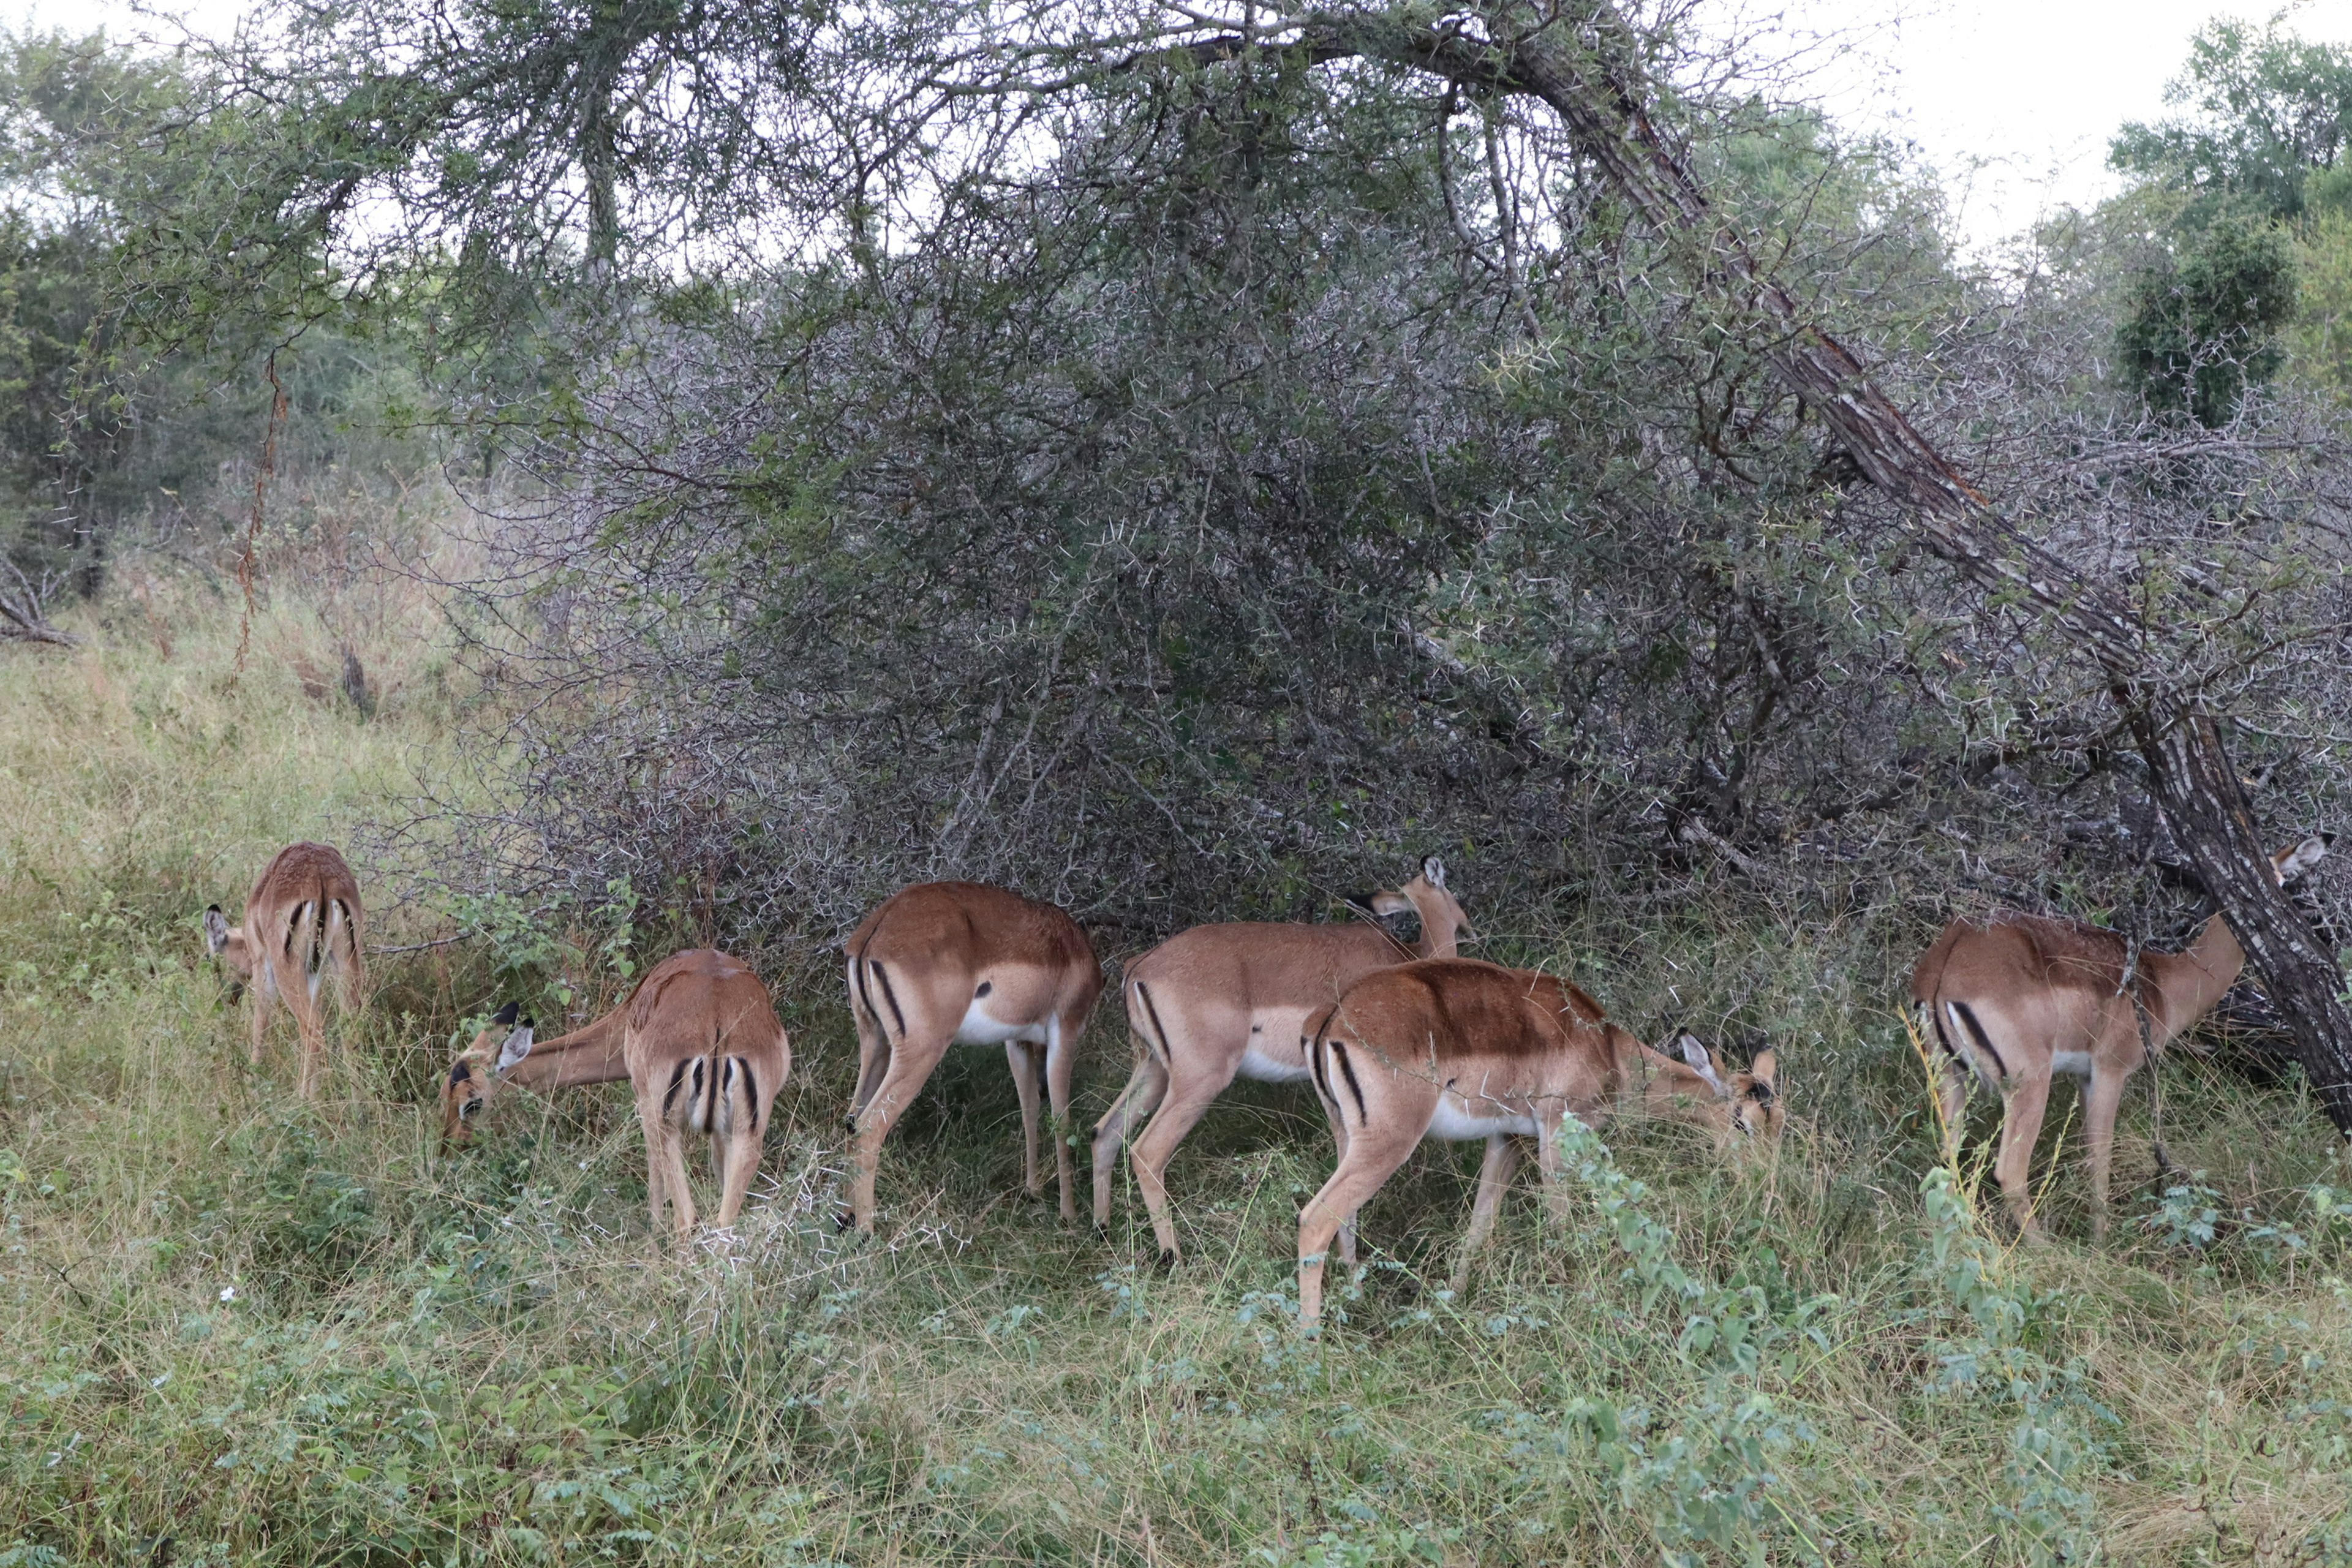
(1237, 1044), (1311, 1084)
(1427, 1098), (1538, 1141)
(2052, 1050), (2093, 1079)
(953, 1000), (1050, 1047)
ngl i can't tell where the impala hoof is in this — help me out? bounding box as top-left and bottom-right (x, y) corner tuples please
(1156, 1248), (1178, 1275)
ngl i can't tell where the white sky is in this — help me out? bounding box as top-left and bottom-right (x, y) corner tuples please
(10, 0), (2352, 255)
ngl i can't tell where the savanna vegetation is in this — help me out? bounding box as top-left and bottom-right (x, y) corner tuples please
(5, 2), (2352, 1563)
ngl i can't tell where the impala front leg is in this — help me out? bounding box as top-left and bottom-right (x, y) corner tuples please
(1452, 1134), (1521, 1294)
(1008, 1039), (1045, 1200)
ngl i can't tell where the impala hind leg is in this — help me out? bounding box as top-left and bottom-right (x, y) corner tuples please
(842, 1035), (950, 1232)
(638, 1101), (696, 1237)
(1994, 1073), (2053, 1241)
(1452, 1135), (1522, 1294)
(1298, 1133), (1419, 1334)
(845, 961), (892, 1126)
(1938, 1058), (1972, 1161)
(1090, 1045), (1170, 1231)
(712, 1123), (764, 1229)
(1124, 1061), (1235, 1262)
(290, 989), (330, 1101)
(1316, 1084), (1360, 1267)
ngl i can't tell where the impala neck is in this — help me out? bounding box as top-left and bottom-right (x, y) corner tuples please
(1407, 886), (1464, 960)
(2141, 911), (2249, 1044)
(504, 1006), (630, 1090)
(1630, 1049), (1735, 1141)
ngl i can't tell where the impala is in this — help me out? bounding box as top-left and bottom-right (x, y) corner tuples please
(1913, 834), (2328, 1240)
(1296, 957), (1781, 1332)
(204, 841), (367, 1098)
(1090, 855), (1472, 1262)
(444, 949), (790, 1235)
(842, 881), (1104, 1231)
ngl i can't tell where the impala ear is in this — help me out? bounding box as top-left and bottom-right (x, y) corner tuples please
(1422, 855), (1447, 888)
(491, 1000), (520, 1027)
(1365, 888), (1413, 917)
(1677, 1032), (1730, 1096)
(2274, 835), (2330, 884)
(203, 905), (231, 955)
(494, 1022), (535, 1074)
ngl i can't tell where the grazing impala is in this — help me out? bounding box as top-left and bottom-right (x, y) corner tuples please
(444, 949), (790, 1236)
(204, 841), (367, 1098)
(1297, 958), (1781, 1332)
(1913, 834), (2328, 1241)
(842, 882), (1103, 1231)
(441, 1001), (625, 1145)
(1090, 856), (1472, 1262)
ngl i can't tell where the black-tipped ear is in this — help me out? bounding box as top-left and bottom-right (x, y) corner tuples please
(1422, 855), (1447, 888)
(1341, 891), (1379, 914)
(203, 906), (231, 955)
(492, 1001), (520, 1026)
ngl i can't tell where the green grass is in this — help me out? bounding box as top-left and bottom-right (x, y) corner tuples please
(4, 563), (2351, 1566)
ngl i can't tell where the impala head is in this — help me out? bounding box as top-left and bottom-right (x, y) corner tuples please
(203, 904), (254, 981)
(1365, 855), (1476, 945)
(2270, 834), (2331, 886)
(441, 1003), (534, 1147)
(1672, 1029), (1783, 1142)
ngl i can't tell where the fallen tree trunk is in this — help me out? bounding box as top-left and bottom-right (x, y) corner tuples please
(1, 561), (81, 648)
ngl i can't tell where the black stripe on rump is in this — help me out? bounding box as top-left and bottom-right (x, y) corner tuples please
(869, 959), (908, 1040)
(1948, 1000), (2010, 1080)
(1305, 1009), (1335, 1110)
(735, 1058), (761, 1131)
(850, 943), (876, 1028)
(1329, 1039), (1368, 1123)
(662, 1059), (693, 1118)
(1134, 981), (1173, 1067)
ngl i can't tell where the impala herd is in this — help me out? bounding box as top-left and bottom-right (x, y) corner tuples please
(211, 834), (2329, 1328)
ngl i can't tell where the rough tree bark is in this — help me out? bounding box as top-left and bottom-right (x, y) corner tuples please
(1167, 2), (2352, 1133)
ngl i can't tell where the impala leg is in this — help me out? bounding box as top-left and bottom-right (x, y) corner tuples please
(248, 974), (275, 1070)
(1046, 1012), (1079, 1223)
(846, 962), (892, 1124)
(713, 1121), (764, 1229)
(1124, 1062), (1233, 1263)
(1316, 1084), (1360, 1267)
(1007, 1039), (1046, 1200)
(292, 989), (328, 1101)
(843, 1038), (948, 1232)
(1939, 1059), (1972, 1162)
(1994, 1074), (2053, 1242)
(1451, 1135), (1522, 1294)
(1298, 1134), (1417, 1334)
(636, 1098), (681, 1236)
(1090, 1045), (1170, 1231)
(2081, 1066), (2130, 1246)
(1533, 1110), (1576, 1231)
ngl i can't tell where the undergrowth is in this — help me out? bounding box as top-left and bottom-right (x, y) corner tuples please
(4, 554), (2351, 1566)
